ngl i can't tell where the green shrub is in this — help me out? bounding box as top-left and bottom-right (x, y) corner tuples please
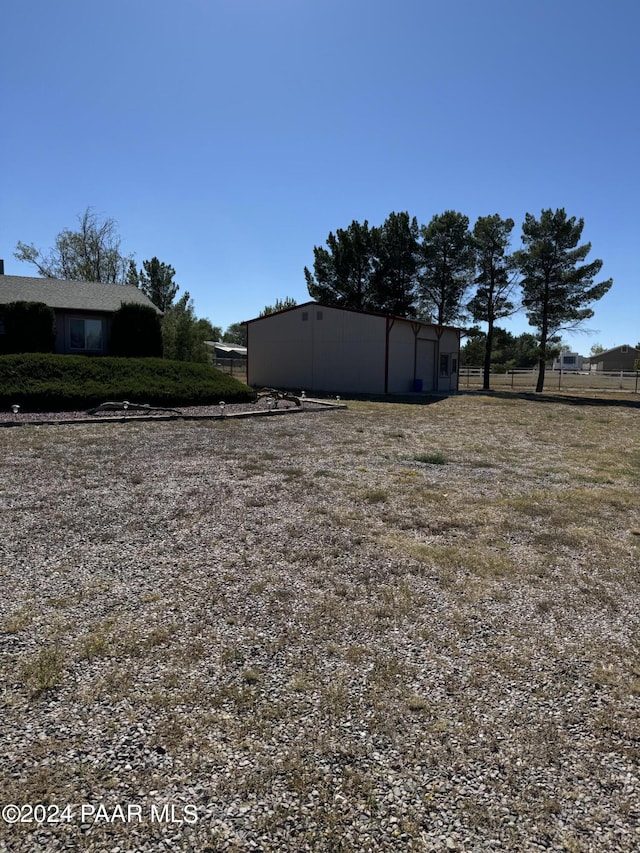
(0, 353), (253, 412)
(1, 301), (55, 354)
(109, 302), (163, 357)
(414, 451), (447, 465)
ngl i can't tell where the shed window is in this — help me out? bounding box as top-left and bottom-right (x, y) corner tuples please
(316, 311), (323, 320)
(439, 354), (449, 377)
(301, 311), (309, 322)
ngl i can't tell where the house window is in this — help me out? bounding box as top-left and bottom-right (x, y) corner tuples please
(439, 354), (449, 377)
(69, 317), (103, 352)
(563, 355), (576, 365)
(622, 346), (628, 353)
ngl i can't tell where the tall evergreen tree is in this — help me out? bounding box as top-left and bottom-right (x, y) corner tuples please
(418, 211), (475, 326)
(467, 214), (517, 390)
(125, 259), (140, 288)
(304, 220), (379, 310)
(259, 297), (298, 317)
(371, 212), (420, 315)
(514, 209), (612, 392)
(138, 257), (179, 312)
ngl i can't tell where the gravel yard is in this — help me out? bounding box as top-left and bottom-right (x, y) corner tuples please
(1, 393), (639, 852)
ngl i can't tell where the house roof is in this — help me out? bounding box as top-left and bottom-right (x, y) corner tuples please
(244, 300), (460, 332)
(587, 344), (639, 358)
(0, 274), (161, 314)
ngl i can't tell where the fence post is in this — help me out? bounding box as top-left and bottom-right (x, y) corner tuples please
(558, 368), (562, 391)
(636, 371), (638, 394)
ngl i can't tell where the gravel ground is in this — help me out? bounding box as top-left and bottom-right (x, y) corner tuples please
(2, 396), (332, 426)
(0, 394), (638, 852)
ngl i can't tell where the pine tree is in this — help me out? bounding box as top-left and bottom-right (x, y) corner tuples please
(418, 211), (475, 326)
(304, 220), (379, 310)
(515, 209), (612, 392)
(371, 212), (420, 316)
(139, 257), (179, 312)
(467, 215), (517, 390)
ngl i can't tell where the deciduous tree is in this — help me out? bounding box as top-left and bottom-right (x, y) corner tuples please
(515, 209), (612, 392)
(162, 293), (209, 362)
(195, 318), (222, 343)
(222, 323), (247, 347)
(14, 208), (132, 283)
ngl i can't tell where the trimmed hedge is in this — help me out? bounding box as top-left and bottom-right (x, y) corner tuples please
(1, 301), (56, 354)
(0, 353), (254, 412)
(109, 303), (163, 357)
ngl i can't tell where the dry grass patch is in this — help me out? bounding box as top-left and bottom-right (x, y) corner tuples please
(1, 393), (639, 851)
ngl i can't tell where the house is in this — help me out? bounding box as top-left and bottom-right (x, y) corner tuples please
(552, 351), (584, 371)
(244, 301), (461, 395)
(584, 344), (640, 372)
(0, 273), (160, 355)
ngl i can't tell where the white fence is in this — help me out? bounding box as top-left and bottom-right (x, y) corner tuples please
(460, 368), (640, 393)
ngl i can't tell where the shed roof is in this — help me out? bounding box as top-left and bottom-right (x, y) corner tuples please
(0, 274), (161, 314)
(244, 300), (460, 332)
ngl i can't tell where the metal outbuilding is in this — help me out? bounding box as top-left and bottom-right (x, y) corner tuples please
(245, 302), (460, 395)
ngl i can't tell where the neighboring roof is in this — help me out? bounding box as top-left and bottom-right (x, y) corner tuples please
(244, 300), (460, 332)
(204, 341), (247, 356)
(0, 274), (161, 314)
(586, 344), (639, 358)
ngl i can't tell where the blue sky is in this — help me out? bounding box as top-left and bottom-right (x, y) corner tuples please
(2, 0), (638, 353)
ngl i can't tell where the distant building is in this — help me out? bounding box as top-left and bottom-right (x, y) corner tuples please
(584, 344), (640, 372)
(205, 341), (247, 360)
(552, 352), (584, 371)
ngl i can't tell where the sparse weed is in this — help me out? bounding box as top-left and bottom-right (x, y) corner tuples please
(3, 607), (32, 633)
(78, 632), (111, 660)
(414, 451), (447, 465)
(406, 694), (429, 712)
(21, 646), (65, 696)
(242, 668), (261, 685)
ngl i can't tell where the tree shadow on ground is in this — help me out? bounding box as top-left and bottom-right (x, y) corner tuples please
(459, 389), (640, 410)
(338, 393), (451, 406)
